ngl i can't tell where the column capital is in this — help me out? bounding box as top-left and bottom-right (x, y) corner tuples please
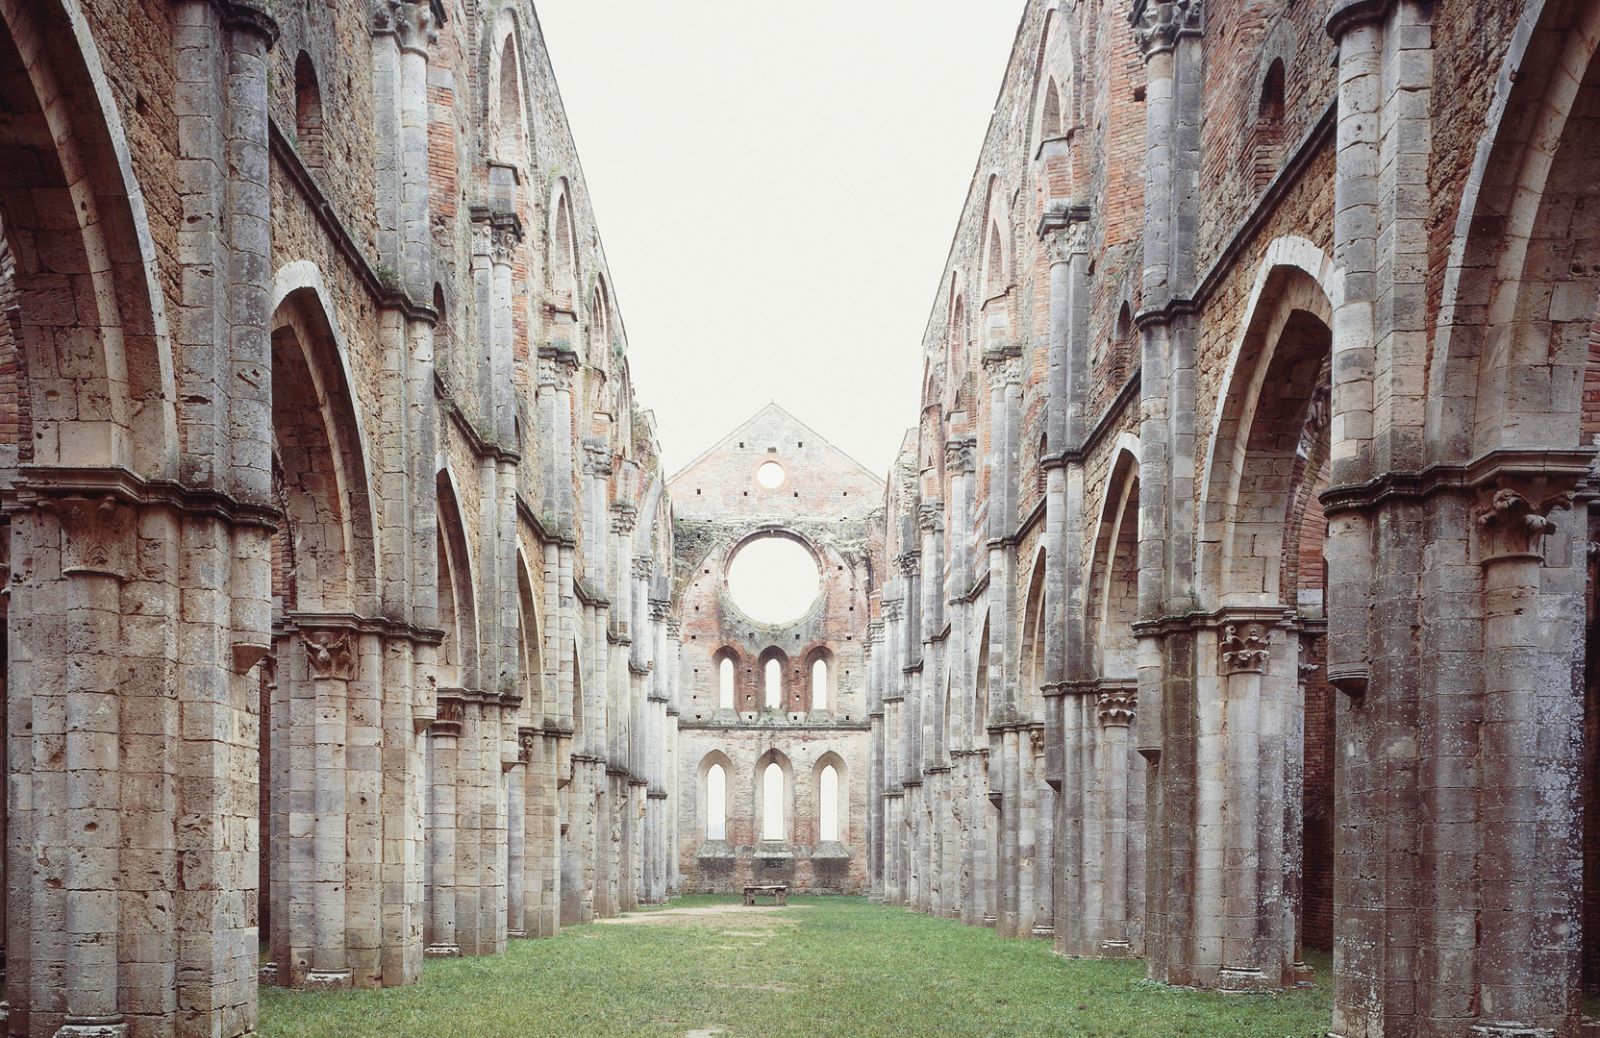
(1130, 0), (1203, 59)
(945, 437), (978, 475)
(372, 0), (439, 53)
(1219, 622), (1270, 675)
(1097, 686), (1138, 727)
(1475, 480), (1574, 565)
(1325, 0), (1397, 41)
(207, 0), (279, 44)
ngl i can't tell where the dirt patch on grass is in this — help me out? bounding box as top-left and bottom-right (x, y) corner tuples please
(598, 905), (803, 932)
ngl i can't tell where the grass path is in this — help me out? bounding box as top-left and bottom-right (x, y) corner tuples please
(260, 896), (1334, 1038)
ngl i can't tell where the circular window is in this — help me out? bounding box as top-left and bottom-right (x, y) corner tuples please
(726, 534), (820, 626)
(756, 461), (785, 489)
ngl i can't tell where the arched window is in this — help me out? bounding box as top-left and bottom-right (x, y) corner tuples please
(294, 52), (324, 169)
(707, 763), (727, 840)
(819, 764), (840, 842)
(764, 658), (782, 709)
(762, 762), (784, 841)
(719, 657), (735, 710)
(811, 658), (829, 711)
(985, 223), (1005, 299)
(1251, 58), (1286, 189)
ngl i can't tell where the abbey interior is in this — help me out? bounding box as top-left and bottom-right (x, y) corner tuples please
(0, 0), (1597, 1036)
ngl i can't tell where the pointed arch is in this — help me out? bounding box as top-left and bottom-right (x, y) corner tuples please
(0, 0), (178, 476)
(515, 548), (544, 716)
(549, 179), (579, 312)
(269, 273), (381, 616)
(755, 748), (794, 843)
(814, 751), (849, 844)
(1086, 437), (1141, 680)
(436, 468), (480, 691)
(1195, 240), (1336, 608)
(1019, 548), (1049, 718)
(698, 750), (734, 842)
(489, 9), (530, 168)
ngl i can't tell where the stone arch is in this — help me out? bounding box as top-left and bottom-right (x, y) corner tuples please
(514, 548), (544, 715)
(946, 282), (970, 414)
(0, 0), (178, 477)
(754, 747), (794, 843)
(1019, 547), (1048, 718)
(269, 282), (380, 616)
(981, 176), (1012, 302)
(973, 610), (992, 745)
(813, 751), (849, 844)
(1087, 436), (1141, 680)
(436, 467), (480, 691)
(1428, 0), (1600, 460)
(1196, 240), (1336, 608)
(1029, 5), (1079, 152)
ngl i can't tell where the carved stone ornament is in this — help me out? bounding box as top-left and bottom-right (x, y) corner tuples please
(1028, 726), (1046, 758)
(490, 220), (522, 266)
(633, 556), (654, 581)
(918, 502), (945, 534)
(373, 1), (438, 51)
(1046, 219), (1090, 265)
(945, 438), (978, 475)
(302, 631), (356, 680)
(882, 597), (904, 623)
(1097, 687), (1138, 727)
(1132, 0), (1204, 58)
(55, 495), (134, 582)
(518, 727), (537, 764)
(897, 550), (921, 577)
(1476, 484), (1572, 564)
(1219, 623), (1270, 675)
(583, 441), (613, 477)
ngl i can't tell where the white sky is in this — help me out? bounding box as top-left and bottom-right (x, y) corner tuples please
(533, 1), (1027, 476)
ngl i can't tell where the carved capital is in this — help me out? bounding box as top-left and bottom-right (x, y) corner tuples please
(583, 441), (613, 477)
(302, 630), (356, 680)
(1043, 217), (1090, 264)
(490, 219), (523, 266)
(1098, 687), (1138, 727)
(897, 550), (921, 577)
(945, 437), (978, 475)
(373, 0), (438, 52)
(1220, 623), (1270, 675)
(48, 495), (135, 582)
(917, 502), (945, 534)
(1131, 0), (1203, 58)
(1476, 483), (1572, 564)
(517, 726), (538, 763)
(610, 504), (637, 534)
(882, 597), (904, 623)
(648, 596), (672, 621)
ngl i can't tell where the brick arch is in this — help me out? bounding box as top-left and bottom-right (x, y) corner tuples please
(436, 467), (480, 691)
(1197, 246), (1335, 609)
(0, 0), (177, 477)
(1087, 438), (1140, 680)
(1428, 0), (1600, 459)
(269, 285), (379, 616)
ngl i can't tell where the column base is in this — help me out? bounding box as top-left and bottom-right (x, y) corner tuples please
(304, 970), (353, 991)
(54, 1020), (128, 1038)
(424, 945), (461, 959)
(1289, 960), (1316, 987)
(1030, 925), (1056, 939)
(983, 914), (998, 927)
(1217, 966), (1271, 993)
(1469, 1026), (1554, 1038)
(1099, 940), (1134, 958)
(506, 930), (527, 940)
(258, 961), (279, 985)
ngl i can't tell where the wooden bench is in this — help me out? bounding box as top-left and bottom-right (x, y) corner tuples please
(742, 884), (788, 906)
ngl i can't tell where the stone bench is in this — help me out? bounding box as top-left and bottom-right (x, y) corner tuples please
(743, 884), (789, 906)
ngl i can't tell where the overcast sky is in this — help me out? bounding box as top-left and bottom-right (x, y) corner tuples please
(532, 1), (1026, 477)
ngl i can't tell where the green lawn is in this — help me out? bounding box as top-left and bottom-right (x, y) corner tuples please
(260, 896), (1334, 1038)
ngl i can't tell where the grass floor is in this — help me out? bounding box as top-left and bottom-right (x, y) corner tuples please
(260, 896), (1334, 1038)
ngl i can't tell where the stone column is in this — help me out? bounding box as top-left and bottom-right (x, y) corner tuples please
(425, 701), (462, 958)
(1098, 687), (1137, 955)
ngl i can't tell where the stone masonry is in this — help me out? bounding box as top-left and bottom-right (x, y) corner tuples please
(0, 2), (675, 1036)
(3, 2), (1600, 1038)
(874, 1), (1600, 1037)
